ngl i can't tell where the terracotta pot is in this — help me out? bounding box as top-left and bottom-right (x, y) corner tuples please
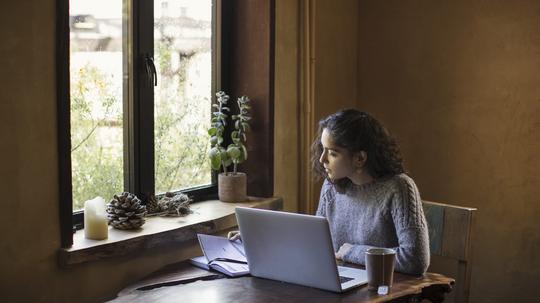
(218, 172), (247, 202)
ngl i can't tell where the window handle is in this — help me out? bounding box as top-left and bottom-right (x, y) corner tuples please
(145, 54), (158, 86)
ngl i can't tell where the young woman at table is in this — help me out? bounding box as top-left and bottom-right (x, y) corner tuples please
(312, 109), (429, 275)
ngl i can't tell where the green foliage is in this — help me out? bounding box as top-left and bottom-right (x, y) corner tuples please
(209, 91), (230, 173)
(208, 92), (251, 175)
(151, 48), (212, 194)
(70, 64), (123, 210)
(71, 48), (212, 210)
(153, 66), (211, 194)
(230, 95), (251, 173)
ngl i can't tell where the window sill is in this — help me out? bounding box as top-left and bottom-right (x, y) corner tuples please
(58, 196), (283, 267)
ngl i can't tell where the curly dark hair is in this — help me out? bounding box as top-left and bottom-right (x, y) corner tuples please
(311, 109), (405, 190)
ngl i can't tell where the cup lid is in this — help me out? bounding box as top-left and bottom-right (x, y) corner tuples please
(365, 248), (396, 255)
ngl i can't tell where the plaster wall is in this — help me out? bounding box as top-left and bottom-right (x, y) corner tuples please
(356, 1), (540, 302)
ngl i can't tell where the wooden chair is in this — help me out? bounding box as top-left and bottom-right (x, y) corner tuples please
(422, 200), (477, 303)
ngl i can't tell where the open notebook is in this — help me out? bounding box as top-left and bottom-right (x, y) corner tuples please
(190, 234), (250, 277)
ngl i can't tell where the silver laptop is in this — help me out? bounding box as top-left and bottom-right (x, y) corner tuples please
(235, 207), (368, 292)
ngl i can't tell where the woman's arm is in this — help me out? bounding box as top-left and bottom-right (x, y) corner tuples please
(341, 176), (430, 275)
(388, 226), (430, 275)
(389, 175), (430, 275)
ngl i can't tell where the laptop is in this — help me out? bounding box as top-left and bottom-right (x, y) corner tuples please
(235, 207), (368, 292)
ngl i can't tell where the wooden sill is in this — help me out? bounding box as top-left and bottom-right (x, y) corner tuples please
(58, 196), (283, 267)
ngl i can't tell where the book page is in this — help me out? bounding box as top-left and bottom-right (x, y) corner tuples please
(198, 234), (247, 263)
(212, 260), (250, 276)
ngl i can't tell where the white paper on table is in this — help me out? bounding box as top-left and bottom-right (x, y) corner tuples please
(211, 260), (250, 274)
(190, 255), (250, 277)
(197, 234), (247, 263)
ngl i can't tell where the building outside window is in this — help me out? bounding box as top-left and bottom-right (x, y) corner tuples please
(68, 0), (216, 218)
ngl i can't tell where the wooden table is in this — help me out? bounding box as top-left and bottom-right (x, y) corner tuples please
(111, 261), (454, 303)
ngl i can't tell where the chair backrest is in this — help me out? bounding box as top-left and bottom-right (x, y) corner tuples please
(423, 200), (477, 303)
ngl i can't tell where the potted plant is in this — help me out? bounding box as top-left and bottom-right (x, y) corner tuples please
(208, 91), (251, 202)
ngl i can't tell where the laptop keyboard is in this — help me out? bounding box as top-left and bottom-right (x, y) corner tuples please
(339, 276), (354, 284)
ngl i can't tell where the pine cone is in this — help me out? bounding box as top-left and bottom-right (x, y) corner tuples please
(146, 194), (160, 214)
(107, 192), (147, 230)
(158, 192), (192, 216)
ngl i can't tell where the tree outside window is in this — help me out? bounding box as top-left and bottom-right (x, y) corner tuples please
(69, 0), (215, 211)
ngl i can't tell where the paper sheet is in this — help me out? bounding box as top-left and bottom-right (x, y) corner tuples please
(197, 234), (247, 263)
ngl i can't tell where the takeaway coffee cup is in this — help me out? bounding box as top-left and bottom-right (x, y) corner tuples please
(365, 248), (396, 291)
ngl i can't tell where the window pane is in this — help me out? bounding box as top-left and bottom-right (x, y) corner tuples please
(154, 0), (213, 194)
(70, 0), (124, 211)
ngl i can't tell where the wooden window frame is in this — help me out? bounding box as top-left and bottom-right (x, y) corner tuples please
(57, 0), (274, 249)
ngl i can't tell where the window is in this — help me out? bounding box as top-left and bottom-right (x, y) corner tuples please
(69, 1), (125, 213)
(58, 0), (274, 249)
(59, 0), (219, 239)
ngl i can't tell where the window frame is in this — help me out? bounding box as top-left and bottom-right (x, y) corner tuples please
(58, 0), (221, 246)
(58, 0), (275, 249)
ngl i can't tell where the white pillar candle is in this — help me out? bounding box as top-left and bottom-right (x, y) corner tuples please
(84, 197), (109, 240)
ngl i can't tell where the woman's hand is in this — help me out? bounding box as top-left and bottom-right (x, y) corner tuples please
(335, 243), (353, 260)
(227, 230), (241, 241)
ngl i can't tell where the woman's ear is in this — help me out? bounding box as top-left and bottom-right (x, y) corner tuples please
(354, 151), (368, 169)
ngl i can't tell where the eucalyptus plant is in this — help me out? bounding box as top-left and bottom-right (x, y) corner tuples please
(208, 91), (251, 175)
(229, 95), (251, 173)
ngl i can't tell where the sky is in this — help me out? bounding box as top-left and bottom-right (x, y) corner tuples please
(70, 0), (212, 20)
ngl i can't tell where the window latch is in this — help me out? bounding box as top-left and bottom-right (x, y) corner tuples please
(145, 54), (158, 86)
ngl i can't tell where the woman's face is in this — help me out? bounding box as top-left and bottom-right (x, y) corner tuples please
(319, 128), (356, 181)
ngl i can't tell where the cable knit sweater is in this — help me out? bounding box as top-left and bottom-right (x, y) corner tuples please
(316, 174), (430, 275)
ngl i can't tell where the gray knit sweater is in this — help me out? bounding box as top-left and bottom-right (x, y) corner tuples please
(316, 174), (430, 275)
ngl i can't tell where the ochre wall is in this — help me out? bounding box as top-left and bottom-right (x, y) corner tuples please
(0, 1), (213, 302)
(356, 1), (540, 302)
(307, 0), (361, 212)
(312, 0), (360, 117)
(3, 0), (538, 302)
(274, 0), (360, 213)
(274, 0), (300, 212)
(0, 0), (308, 301)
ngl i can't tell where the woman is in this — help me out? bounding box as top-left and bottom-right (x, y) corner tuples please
(312, 109), (429, 275)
